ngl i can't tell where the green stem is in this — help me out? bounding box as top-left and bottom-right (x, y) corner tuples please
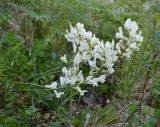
(69, 89), (73, 123)
(27, 53), (76, 80)
(14, 79), (88, 91)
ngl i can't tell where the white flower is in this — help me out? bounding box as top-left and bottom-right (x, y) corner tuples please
(85, 75), (93, 81)
(123, 49), (133, 59)
(124, 18), (139, 34)
(60, 66), (84, 87)
(76, 22), (84, 30)
(79, 40), (89, 52)
(65, 23), (81, 53)
(77, 70), (84, 83)
(48, 20), (143, 98)
(104, 41), (118, 72)
(135, 31), (143, 42)
(73, 44), (77, 53)
(82, 51), (91, 62)
(90, 35), (100, 46)
(94, 52), (103, 60)
(93, 44), (103, 56)
(129, 42), (138, 50)
(75, 86), (87, 96)
(124, 18), (143, 43)
(45, 82), (64, 98)
(107, 99), (110, 103)
(115, 42), (121, 54)
(115, 19), (143, 59)
(62, 67), (71, 77)
(60, 55), (67, 63)
(76, 22), (86, 36)
(89, 59), (97, 68)
(116, 27), (128, 40)
(86, 74), (106, 87)
(73, 52), (82, 65)
(107, 68), (114, 74)
(60, 77), (67, 86)
(84, 31), (92, 39)
(65, 27), (78, 43)
(70, 76), (77, 85)
(53, 90), (64, 98)
(97, 74), (106, 83)
(70, 24), (78, 35)
(45, 82), (57, 89)
(116, 27), (123, 38)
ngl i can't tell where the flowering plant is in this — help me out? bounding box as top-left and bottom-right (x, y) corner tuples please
(45, 18), (143, 98)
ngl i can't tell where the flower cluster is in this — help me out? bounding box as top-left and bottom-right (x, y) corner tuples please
(45, 19), (143, 98)
(115, 18), (143, 59)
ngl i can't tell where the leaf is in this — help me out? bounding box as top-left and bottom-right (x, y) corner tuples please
(5, 116), (19, 127)
(25, 106), (38, 115)
(129, 103), (137, 113)
(144, 117), (157, 127)
(73, 111), (86, 127)
(31, 39), (48, 57)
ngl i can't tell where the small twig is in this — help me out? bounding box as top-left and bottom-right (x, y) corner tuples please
(139, 53), (157, 112)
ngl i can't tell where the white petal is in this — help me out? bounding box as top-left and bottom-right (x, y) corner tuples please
(75, 86), (87, 96)
(60, 55), (67, 63)
(73, 52), (82, 65)
(45, 82), (57, 89)
(54, 90), (64, 98)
